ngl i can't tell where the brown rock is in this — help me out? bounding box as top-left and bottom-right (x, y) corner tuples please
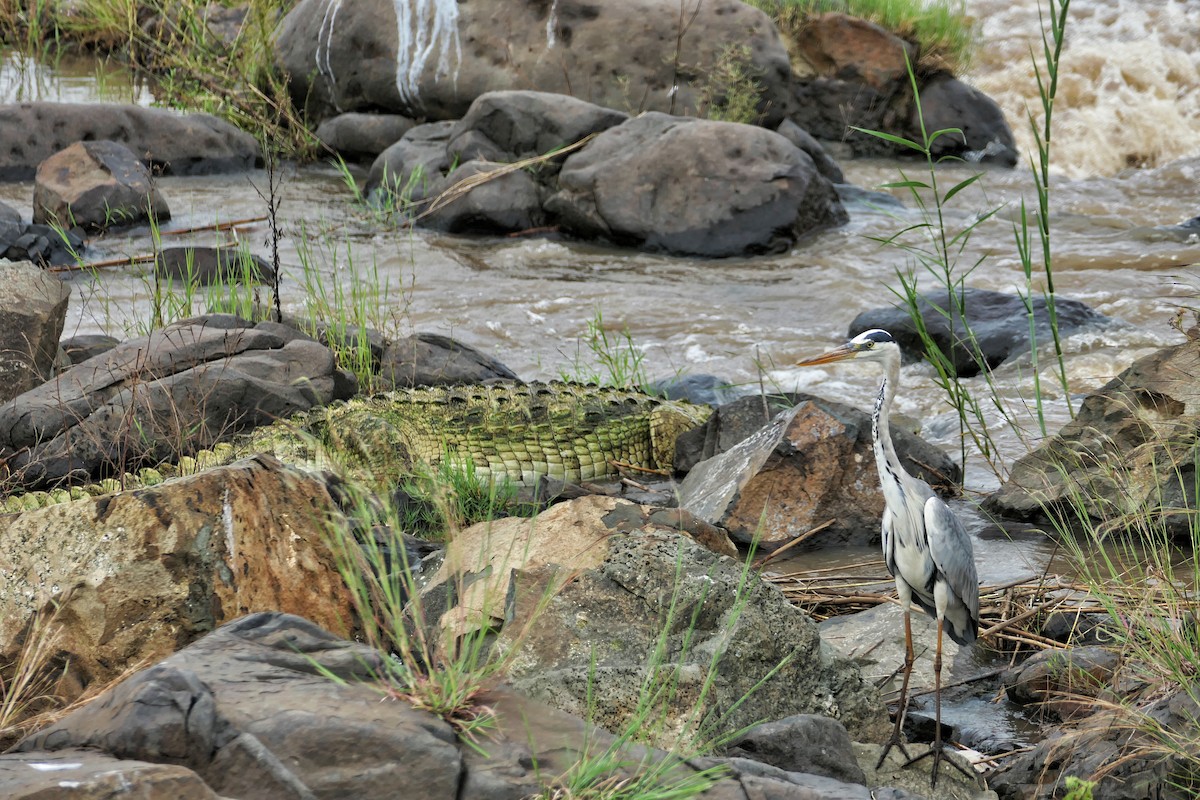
(0, 456), (354, 699)
(677, 394), (959, 550)
(33, 140), (170, 231)
(793, 13), (915, 92)
(422, 495), (737, 638)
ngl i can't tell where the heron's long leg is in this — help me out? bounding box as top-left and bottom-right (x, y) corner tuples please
(875, 607), (915, 769)
(902, 617), (976, 786)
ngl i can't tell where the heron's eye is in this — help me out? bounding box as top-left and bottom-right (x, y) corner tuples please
(865, 340), (875, 348)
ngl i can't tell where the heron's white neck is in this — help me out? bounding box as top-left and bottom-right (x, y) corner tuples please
(871, 353), (908, 488)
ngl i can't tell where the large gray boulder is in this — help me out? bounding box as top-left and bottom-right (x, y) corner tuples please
(0, 314), (355, 488)
(274, 0), (795, 125)
(446, 90), (628, 164)
(547, 113), (847, 257)
(0, 260), (70, 404)
(0, 102), (258, 180)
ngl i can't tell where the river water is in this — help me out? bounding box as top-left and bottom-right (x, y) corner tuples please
(1, 0), (1196, 753)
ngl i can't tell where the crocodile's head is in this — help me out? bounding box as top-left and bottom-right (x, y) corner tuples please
(649, 402), (713, 471)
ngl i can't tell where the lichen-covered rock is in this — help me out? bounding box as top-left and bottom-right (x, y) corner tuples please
(0, 457), (355, 700)
(498, 528), (889, 744)
(985, 338), (1200, 535)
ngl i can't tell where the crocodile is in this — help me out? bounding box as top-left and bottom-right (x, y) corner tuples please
(0, 381), (712, 513)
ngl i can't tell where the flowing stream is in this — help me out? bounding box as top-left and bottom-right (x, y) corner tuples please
(1, 0), (1198, 751)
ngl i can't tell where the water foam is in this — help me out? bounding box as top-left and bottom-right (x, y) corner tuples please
(966, 0), (1200, 179)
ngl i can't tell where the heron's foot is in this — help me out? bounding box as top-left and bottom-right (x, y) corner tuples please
(874, 732), (912, 771)
(901, 742), (977, 788)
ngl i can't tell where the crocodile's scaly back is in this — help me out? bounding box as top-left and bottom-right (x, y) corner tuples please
(0, 382), (713, 512)
(319, 381), (711, 485)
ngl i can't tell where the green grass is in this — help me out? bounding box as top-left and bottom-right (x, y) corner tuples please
(396, 455), (537, 541)
(558, 307), (650, 389)
(745, 0), (977, 74)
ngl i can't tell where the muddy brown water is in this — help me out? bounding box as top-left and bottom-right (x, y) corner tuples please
(2, 0), (1198, 753)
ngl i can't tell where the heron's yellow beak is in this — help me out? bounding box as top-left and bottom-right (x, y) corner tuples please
(794, 342), (858, 367)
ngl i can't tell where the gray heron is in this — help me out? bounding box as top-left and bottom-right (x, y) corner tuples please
(796, 328), (980, 787)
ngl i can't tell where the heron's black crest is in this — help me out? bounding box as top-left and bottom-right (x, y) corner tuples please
(861, 329), (895, 344)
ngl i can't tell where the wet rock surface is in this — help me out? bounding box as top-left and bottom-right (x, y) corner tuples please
(0, 102), (258, 180)
(33, 140), (170, 231)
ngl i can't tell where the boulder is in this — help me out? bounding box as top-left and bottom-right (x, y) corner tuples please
(676, 393), (960, 549)
(274, 0), (794, 126)
(850, 288), (1116, 377)
(0, 314), (356, 488)
(379, 332), (518, 388)
(547, 113), (847, 257)
(726, 715), (867, 785)
(315, 111), (416, 161)
(0, 457), (354, 701)
(788, 13), (1015, 164)
(34, 140), (170, 231)
(60, 333), (120, 365)
(0, 102), (258, 180)
(775, 119), (845, 184)
(985, 338), (1200, 534)
(7, 611), (917, 800)
(495, 526), (889, 744)
(365, 120), (456, 208)
(0, 199), (21, 248)
(446, 90), (628, 165)
(0, 260), (70, 404)
(421, 495), (738, 638)
(2, 222), (86, 267)
(418, 159), (545, 234)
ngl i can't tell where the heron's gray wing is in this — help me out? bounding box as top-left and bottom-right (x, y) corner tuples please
(923, 496), (980, 635)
